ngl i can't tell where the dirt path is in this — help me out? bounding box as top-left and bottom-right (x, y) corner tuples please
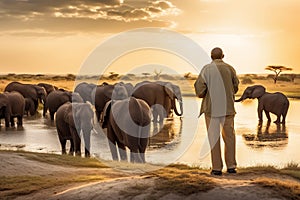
(1, 151), (299, 200)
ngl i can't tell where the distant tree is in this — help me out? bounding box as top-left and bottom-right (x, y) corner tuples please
(142, 73), (150, 78)
(184, 72), (192, 79)
(154, 69), (162, 80)
(265, 65), (292, 84)
(108, 72), (119, 80)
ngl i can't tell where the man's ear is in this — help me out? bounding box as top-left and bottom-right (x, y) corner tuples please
(222, 54), (224, 59)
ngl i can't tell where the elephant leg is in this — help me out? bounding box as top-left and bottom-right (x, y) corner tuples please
(157, 107), (166, 124)
(107, 123), (119, 161)
(5, 117), (10, 128)
(70, 127), (81, 156)
(59, 138), (67, 155)
(17, 116), (23, 127)
(139, 138), (148, 163)
(152, 108), (158, 123)
(69, 139), (74, 156)
(274, 115), (281, 124)
(264, 111), (271, 122)
(258, 108), (263, 123)
(130, 148), (143, 163)
(281, 114), (286, 124)
(50, 112), (55, 121)
(10, 117), (15, 127)
(117, 142), (127, 161)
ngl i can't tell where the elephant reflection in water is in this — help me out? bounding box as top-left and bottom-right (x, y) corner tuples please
(148, 118), (183, 149)
(242, 121), (288, 148)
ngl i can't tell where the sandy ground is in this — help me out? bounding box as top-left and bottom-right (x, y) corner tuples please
(0, 152), (299, 200)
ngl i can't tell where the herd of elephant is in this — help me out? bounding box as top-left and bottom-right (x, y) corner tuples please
(0, 81), (290, 163)
(0, 81), (183, 163)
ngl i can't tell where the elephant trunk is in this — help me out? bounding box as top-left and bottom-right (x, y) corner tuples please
(235, 91), (247, 102)
(173, 98), (183, 116)
(82, 127), (91, 157)
(235, 96), (244, 102)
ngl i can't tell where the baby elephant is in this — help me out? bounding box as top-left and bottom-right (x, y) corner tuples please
(103, 84), (151, 163)
(235, 85), (289, 124)
(56, 102), (94, 157)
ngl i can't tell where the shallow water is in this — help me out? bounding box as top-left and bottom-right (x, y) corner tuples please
(0, 97), (299, 168)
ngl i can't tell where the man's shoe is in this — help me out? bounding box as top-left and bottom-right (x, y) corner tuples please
(227, 168), (237, 174)
(210, 170), (222, 176)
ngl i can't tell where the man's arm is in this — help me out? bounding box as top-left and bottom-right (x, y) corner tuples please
(232, 68), (239, 94)
(194, 73), (207, 98)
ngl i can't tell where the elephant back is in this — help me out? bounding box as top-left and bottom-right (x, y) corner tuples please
(46, 90), (70, 113)
(94, 84), (115, 111)
(5, 82), (38, 101)
(129, 97), (151, 127)
(132, 82), (164, 106)
(37, 83), (57, 95)
(5, 91), (25, 116)
(74, 82), (97, 103)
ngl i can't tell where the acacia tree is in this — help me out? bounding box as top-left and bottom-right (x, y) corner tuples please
(265, 65), (292, 84)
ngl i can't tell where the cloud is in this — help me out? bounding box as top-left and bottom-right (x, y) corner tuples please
(0, 0), (181, 34)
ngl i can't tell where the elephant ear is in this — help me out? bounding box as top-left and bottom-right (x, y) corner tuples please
(72, 103), (82, 129)
(34, 85), (46, 97)
(252, 85), (266, 98)
(164, 83), (174, 100)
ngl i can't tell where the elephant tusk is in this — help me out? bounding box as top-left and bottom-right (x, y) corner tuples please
(92, 128), (98, 134)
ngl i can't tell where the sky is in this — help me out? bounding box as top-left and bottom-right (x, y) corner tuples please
(0, 0), (300, 75)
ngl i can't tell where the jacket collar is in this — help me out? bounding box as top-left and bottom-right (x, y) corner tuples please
(212, 59), (223, 63)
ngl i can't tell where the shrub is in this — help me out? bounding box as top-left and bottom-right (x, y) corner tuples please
(241, 77), (254, 84)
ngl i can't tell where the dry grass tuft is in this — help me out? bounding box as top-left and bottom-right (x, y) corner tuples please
(17, 151), (108, 168)
(152, 167), (214, 196)
(254, 178), (300, 200)
(0, 174), (105, 199)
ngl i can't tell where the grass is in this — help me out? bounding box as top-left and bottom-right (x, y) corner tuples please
(1, 151), (300, 199)
(118, 165), (214, 199)
(254, 178), (300, 200)
(16, 151), (108, 168)
(153, 167), (215, 196)
(0, 174), (106, 199)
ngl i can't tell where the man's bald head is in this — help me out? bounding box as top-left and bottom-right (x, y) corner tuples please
(211, 47), (224, 60)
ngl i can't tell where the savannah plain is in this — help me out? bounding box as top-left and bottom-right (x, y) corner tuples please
(0, 73), (300, 200)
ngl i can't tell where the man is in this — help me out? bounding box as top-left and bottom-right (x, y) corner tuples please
(194, 47), (239, 176)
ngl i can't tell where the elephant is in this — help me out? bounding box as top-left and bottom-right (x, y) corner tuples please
(235, 85), (289, 124)
(0, 92), (25, 127)
(0, 93), (11, 127)
(132, 81), (183, 123)
(6, 92), (25, 127)
(45, 90), (83, 120)
(24, 98), (35, 116)
(56, 102), (94, 157)
(74, 82), (97, 104)
(5, 82), (47, 117)
(103, 83), (151, 163)
(94, 82), (134, 122)
(37, 83), (58, 95)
